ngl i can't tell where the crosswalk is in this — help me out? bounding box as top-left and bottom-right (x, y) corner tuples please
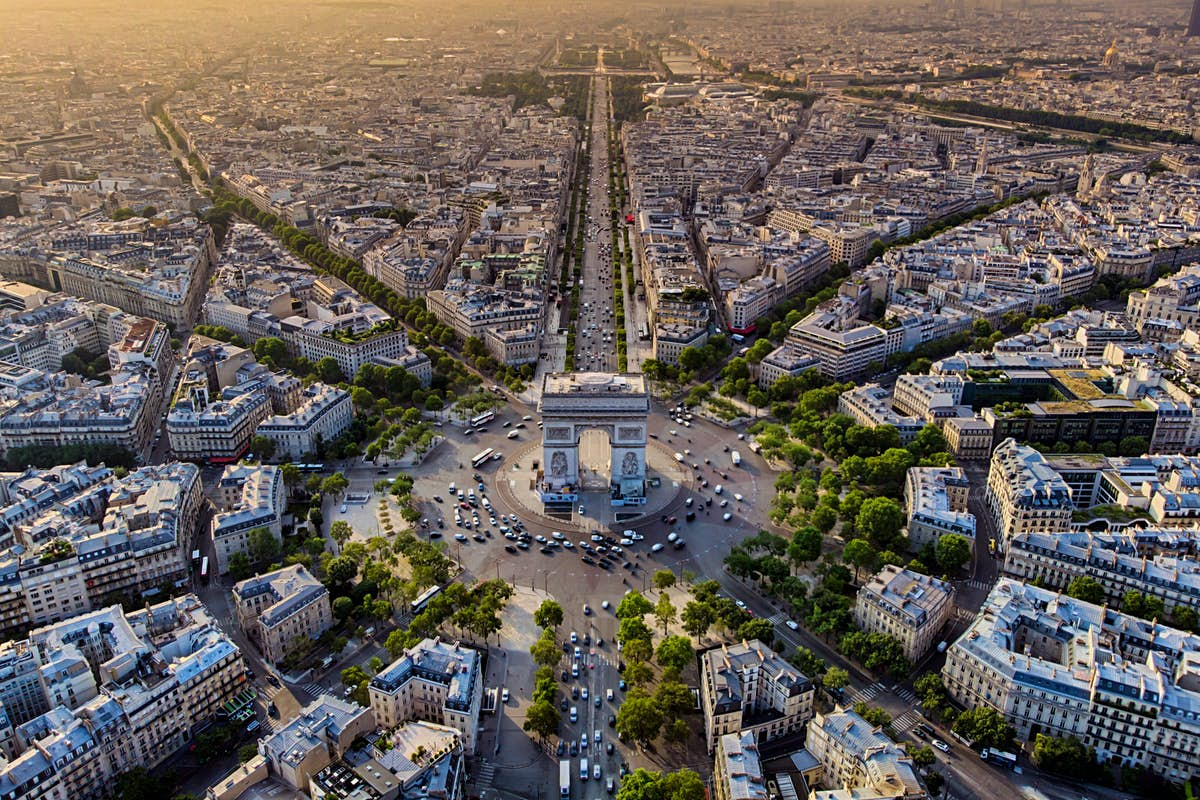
(846, 681), (885, 705)
(962, 579), (991, 591)
(475, 762), (495, 790)
(891, 710), (921, 733)
(766, 612), (787, 625)
(893, 687), (917, 705)
(297, 682), (326, 698)
(953, 607), (976, 622)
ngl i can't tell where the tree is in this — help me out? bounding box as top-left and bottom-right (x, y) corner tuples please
(905, 743), (937, 769)
(326, 555), (358, 587)
(823, 666), (849, 691)
(316, 357), (344, 384)
(652, 569), (676, 591)
(1122, 590), (1165, 622)
(737, 617), (776, 644)
(789, 525), (823, 564)
(656, 635), (694, 672)
(619, 616), (653, 647)
(333, 595), (354, 620)
(855, 497), (905, 550)
(321, 472), (350, 497)
(530, 630), (562, 667)
(935, 533), (971, 574)
(238, 743), (259, 763)
(615, 769), (706, 800)
(654, 593), (676, 634)
(952, 706), (1015, 750)
(523, 699), (560, 741)
(811, 505), (838, 533)
(654, 680), (695, 720)
(842, 538), (878, 582)
(1032, 734), (1095, 779)
(534, 599), (564, 630)
(1171, 604), (1198, 631)
(681, 600), (715, 640)
(227, 551), (253, 581)
(791, 647), (827, 678)
(853, 701), (892, 728)
(251, 435), (277, 460)
(616, 689), (663, 746)
(616, 591), (653, 619)
(330, 521), (353, 548)
(623, 636), (653, 665)
(1065, 576), (1107, 605)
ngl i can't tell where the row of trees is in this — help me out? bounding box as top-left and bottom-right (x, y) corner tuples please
(1064, 577), (1199, 631)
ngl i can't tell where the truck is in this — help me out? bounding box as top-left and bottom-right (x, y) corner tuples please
(731, 450), (742, 466)
(980, 748), (1018, 769)
(560, 759), (571, 797)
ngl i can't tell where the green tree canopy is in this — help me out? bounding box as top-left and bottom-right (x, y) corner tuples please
(615, 689), (664, 747)
(1065, 575), (1107, 605)
(534, 599), (565, 630)
(935, 533), (972, 574)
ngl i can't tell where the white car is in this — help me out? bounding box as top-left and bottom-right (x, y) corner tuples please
(501, 688), (510, 702)
(601, 600), (610, 609)
(735, 600), (747, 609)
(620, 538), (634, 546)
(582, 688), (589, 700)
(723, 512), (733, 521)
(563, 540), (575, 549)
(714, 484), (723, 495)
(734, 493), (744, 502)
(720, 499), (729, 508)
(629, 532), (644, 541)
(552, 531), (565, 540)
(785, 619), (800, 631)
(651, 543), (664, 553)
(591, 534), (604, 542)
(571, 631), (578, 643)
(667, 532), (678, 543)
(673, 452), (684, 462)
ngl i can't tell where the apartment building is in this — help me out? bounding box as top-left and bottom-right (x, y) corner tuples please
(942, 416), (995, 461)
(0, 596), (246, 800)
(483, 323), (540, 366)
(211, 464), (284, 575)
(786, 310), (887, 381)
(166, 379), (272, 462)
(0, 463), (201, 638)
(713, 731), (768, 800)
(257, 695), (376, 792)
(256, 383), (353, 462)
(756, 346), (820, 389)
(724, 276), (779, 335)
(283, 321), (413, 382)
(1003, 529), (1200, 616)
(805, 708), (926, 799)
(309, 721), (465, 800)
(838, 385), (925, 444)
(368, 637), (483, 755)
(891, 374), (966, 421)
(984, 438), (1074, 545)
(427, 280), (542, 344)
(943, 579), (1200, 783)
(232, 565), (332, 665)
(903, 467), (975, 553)
(654, 321), (709, 366)
(854, 566), (954, 662)
(699, 639), (814, 753)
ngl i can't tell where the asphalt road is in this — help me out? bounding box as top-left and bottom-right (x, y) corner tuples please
(574, 75), (619, 374)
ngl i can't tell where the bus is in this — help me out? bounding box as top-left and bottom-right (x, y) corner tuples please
(980, 748), (1018, 769)
(470, 410), (495, 428)
(471, 448), (495, 469)
(295, 463), (326, 473)
(731, 450), (742, 466)
(560, 760), (571, 798)
(639, 323), (649, 341)
(411, 584), (442, 615)
(200, 557), (210, 584)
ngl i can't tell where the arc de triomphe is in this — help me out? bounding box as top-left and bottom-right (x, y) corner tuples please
(537, 372), (650, 506)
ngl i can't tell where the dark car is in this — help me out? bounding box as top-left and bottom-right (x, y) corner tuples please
(608, 714), (616, 727)
(572, 686), (580, 699)
(560, 697), (569, 711)
(606, 742), (614, 754)
(268, 702), (279, 718)
(674, 539), (686, 549)
(686, 511), (696, 522)
(504, 545), (517, 554)
(618, 679), (626, 690)
(517, 541), (530, 550)
(667, 516), (677, 524)
(594, 696), (601, 708)
(429, 531), (443, 539)
(583, 633), (591, 646)
(570, 741), (579, 757)
(377, 469), (387, 475)
(557, 740), (566, 756)
(473, 535), (486, 543)
(266, 674), (281, 688)
(581, 556), (596, 565)
(562, 670), (570, 681)
(433, 495), (443, 503)
(540, 546), (554, 554)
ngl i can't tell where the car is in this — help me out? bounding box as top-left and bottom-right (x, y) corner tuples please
(932, 739), (950, 752)
(651, 543), (664, 552)
(601, 600), (610, 609)
(572, 663), (580, 677)
(917, 724), (935, 738)
(339, 504), (347, 513)
(572, 686), (580, 699)
(720, 499), (729, 507)
(455, 533), (468, 542)
(523, 415), (532, 421)
(618, 679), (626, 691)
(266, 674), (281, 688)
(673, 539), (685, 549)
(581, 555), (596, 565)
(574, 646), (582, 659)
(785, 619), (799, 630)
(474, 535), (486, 543)
(570, 706), (578, 723)
(540, 546), (554, 554)
(580, 735), (588, 751)
(563, 540), (574, 549)
(504, 545), (517, 554)
(608, 713), (616, 727)
(673, 452), (684, 462)
(583, 604), (591, 615)
(595, 695), (602, 708)
(501, 688), (510, 702)
(268, 701), (279, 717)
(583, 633), (591, 646)
(432, 495), (443, 503)
(552, 531), (565, 540)
(429, 531), (443, 539)
(569, 740), (578, 756)
(571, 631), (578, 643)
(591, 533), (604, 542)
(734, 493), (744, 502)
(714, 484), (723, 495)
(578, 505), (585, 515)
(723, 512), (733, 521)
(502, 421), (511, 428)
(517, 541), (530, 550)
(667, 531), (678, 543)
(593, 764), (601, 781)
(557, 740), (566, 757)
(606, 742), (614, 754)
(606, 688), (614, 701)
(667, 515), (677, 524)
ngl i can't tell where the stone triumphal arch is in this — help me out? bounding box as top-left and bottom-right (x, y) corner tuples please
(537, 372), (650, 506)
